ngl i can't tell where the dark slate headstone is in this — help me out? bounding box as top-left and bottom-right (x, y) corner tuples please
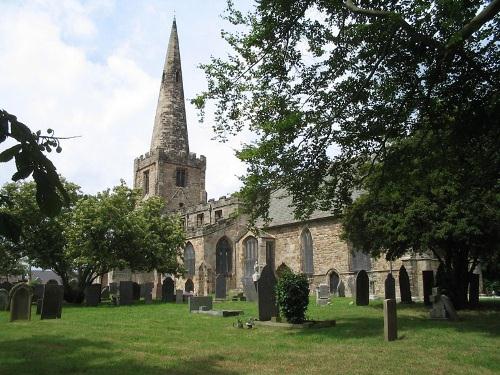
(140, 282), (154, 300)
(119, 281), (133, 306)
(469, 273), (480, 307)
(84, 284), (101, 307)
(0, 281), (12, 291)
(188, 296), (213, 312)
(162, 277), (175, 302)
(399, 265), (412, 303)
(242, 277), (257, 302)
(384, 299), (397, 341)
(41, 283), (64, 319)
(109, 282), (118, 295)
(384, 273), (396, 300)
(215, 274), (226, 299)
(257, 264), (278, 321)
(9, 283), (32, 322)
(355, 270), (369, 306)
(0, 289), (8, 311)
(422, 270), (434, 306)
(185, 279), (194, 293)
(101, 286), (110, 300)
(132, 282), (140, 301)
(32, 284), (45, 302)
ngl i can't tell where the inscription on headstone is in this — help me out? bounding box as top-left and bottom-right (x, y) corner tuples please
(422, 270), (434, 306)
(384, 273), (396, 300)
(399, 265), (412, 304)
(41, 283), (64, 319)
(355, 270), (369, 306)
(215, 274), (226, 299)
(85, 284), (101, 307)
(162, 278), (175, 302)
(257, 264), (278, 321)
(9, 283), (32, 322)
(119, 281), (133, 306)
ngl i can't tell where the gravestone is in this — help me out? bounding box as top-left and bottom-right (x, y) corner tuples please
(355, 270), (369, 306)
(257, 264), (278, 321)
(185, 279), (194, 293)
(242, 277), (258, 302)
(384, 273), (396, 300)
(84, 284), (101, 307)
(36, 299), (43, 315)
(119, 281), (133, 305)
(0, 289), (8, 311)
(383, 299), (397, 341)
(399, 265), (412, 303)
(0, 281), (12, 291)
(422, 270), (434, 306)
(175, 289), (183, 304)
(132, 282), (140, 301)
(32, 284), (45, 303)
(337, 280), (346, 297)
(141, 282), (154, 301)
(109, 282), (118, 295)
(162, 278), (175, 302)
(469, 273), (479, 307)
(9, 283), (32, 322)
(101, 286), (110, 300)
(47, 279), (59, 285)
(153, 281), (162, 300)
(144, 292), (153, 304)
(316, 284), (330, 306)
(41, 283), (64, 319)
(441, 295), (459, 321)
(215, 274), (226, 299)
(189, 296), (213, 312)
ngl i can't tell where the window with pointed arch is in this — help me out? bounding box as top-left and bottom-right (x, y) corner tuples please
(301, 228), (314, 275)
(243, 236), (258, 277)
(216, 237), (232, 275)
(184, 243), (195, 277)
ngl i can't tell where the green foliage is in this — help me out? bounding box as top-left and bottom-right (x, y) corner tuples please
(275, 269), (310, 323)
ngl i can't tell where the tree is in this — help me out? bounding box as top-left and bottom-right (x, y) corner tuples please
(194, 1), (500, 308)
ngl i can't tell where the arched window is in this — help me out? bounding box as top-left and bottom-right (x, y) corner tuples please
(244, 237), (258, 277)
(216, 237), (232, 275)
(301, 228), (314, 275)
(184, 243), (195, 277)
(329, 271), (340, 295)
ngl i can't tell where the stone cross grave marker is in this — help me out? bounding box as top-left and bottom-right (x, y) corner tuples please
(85, 284), (101, 307)
(384, 299), (397, 341)
(215, 274), (226, 299)
(241, 277), (257, 302)
(119, 281), (134, 306)
(189, 296), (213, 312)
(41, 283), (64, 319)
(257, 264), (278, 321)
(422, 270), (434, 306)
(384, 273), (396, 300)
(398, 265), (412, 304)
(9, 283), (32, 322)
(162, 277), (175, 302)
(355, 270), (369, 306)
(469, 273), (479, 307)
(0, 289), (8, 311)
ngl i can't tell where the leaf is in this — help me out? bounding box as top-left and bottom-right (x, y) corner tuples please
(12, 166), (34, 181)
(11, 121), (34, 142)
(33, 169), (63, 217)
(0, 144), (22, 162)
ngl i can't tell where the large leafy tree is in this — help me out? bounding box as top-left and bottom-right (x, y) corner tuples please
(195, 1), (500, 308)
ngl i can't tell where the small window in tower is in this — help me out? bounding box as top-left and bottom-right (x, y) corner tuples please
(175, 70), (179, 82)
(214, 209), (223, 221)
(143, 170), (149, 195)
(196, 213), (204, 226)
(176, 168), (186, 187)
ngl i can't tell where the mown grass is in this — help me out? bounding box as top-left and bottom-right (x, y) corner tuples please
(0, 297), (498, 375)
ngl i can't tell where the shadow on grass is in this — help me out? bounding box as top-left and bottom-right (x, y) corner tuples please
(0, 335), (239, 375)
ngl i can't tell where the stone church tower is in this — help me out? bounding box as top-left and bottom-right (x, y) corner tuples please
(134, 19), (207, 211)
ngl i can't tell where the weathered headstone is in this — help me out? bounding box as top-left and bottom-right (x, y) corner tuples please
(0, 289), (8, 311)
(355, 270), (369, 306)
(422, 270), (434, 306)
(441, 294), (459, 321)
(316, 283), (330, 306)
(257, 264), (278, 321)
(398, 265), (412, 303)
(141, 282), (154, 301)
(175, 289), (183, 304)
(215, 274), (226, 299)
(84, 284), (101, 307)
(153, 281), (162, 300)
(132, 282), (140, 301)
(162, 278), (175, 302)
(9, 283), (32, 322)
(188, 296), (213, 312)
(337, 280), (346, 297)
(41, 283), (64, 319)
(469, 273), (479, 307)
(242, 277), (258, 302)
(185, 279), (194, 293)
(101, 286), (110, 300)
(384, 299), (397, 341)
(119, 281), (133, 306)
(384, 273), (396, 300)
(429, 287), (459, 320)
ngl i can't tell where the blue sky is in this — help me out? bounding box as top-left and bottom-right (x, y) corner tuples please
(0, 0), (255, 198)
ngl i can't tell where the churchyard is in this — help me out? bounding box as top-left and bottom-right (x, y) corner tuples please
(0, 297), (498, 375)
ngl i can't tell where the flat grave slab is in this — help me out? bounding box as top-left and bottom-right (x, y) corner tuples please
(191, 309), (244, 317)
(254, 319), (336, 329)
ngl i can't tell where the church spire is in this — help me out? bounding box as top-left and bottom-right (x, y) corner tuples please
(150, 19), (189, 154)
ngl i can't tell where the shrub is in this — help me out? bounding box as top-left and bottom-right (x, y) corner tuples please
(275, 269), (309, 324)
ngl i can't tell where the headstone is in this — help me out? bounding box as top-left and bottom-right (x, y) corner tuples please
(141, 282), (154, 301)
(316, 284), (330, 306)
(101, 286), (110, 300)
(84, 284), (101, 307)
(441, 295), (459, 321)
(9, 283), (32, 322)
(0, 281), (12, 291)
(32, 284), (45, 303)
(162, 277), (175, 302)
(57, 286), (63, 318)
(355, 270), (369, 306)
(337, 280), (346, 297)
(185, 279), (194, 293)
(422, 270), (434, 306)
(153, 281), (162, 300)
(119, 281), (133, 305)
(257, 264), (278, 321)
(41, 283), (64, 319)
(0, 289), (8, 311)
(46, 279), (59, 285)
(144, 292), (153, 304)
(132, 282), (140, 301)
(188, 296), (213, 312)
(175, 289), (183, 304)
(109, 282), (118, 295)
(215, 274), (226, 299)
(429, 287), (446, 319)
(384, 273), (396, 300)
(469, 273), (479, 307)
(398, 265), (412, 303)
(383, 299), (397, 341)
(242, 277), (258, 302)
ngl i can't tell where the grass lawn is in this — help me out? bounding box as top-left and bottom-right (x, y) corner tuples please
(0, 297), (498, 375)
